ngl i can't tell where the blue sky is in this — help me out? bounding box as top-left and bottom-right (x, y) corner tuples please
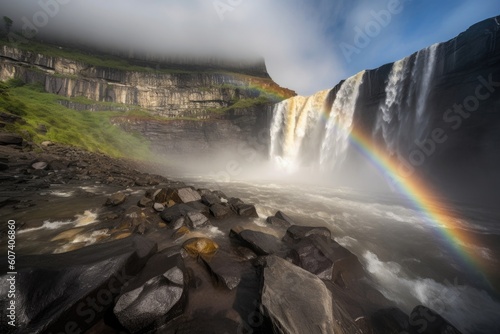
(1, 0), (499, 95)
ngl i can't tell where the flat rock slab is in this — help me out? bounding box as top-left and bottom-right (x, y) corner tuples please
(201, 251), (245, 290)
(231, 228), (281, 256)
(0, 236), (157, 334)
(160, 203), (199, 224)
(209, 203), (233, 219)
(283, 225), (331, 243)
(235, 203), (258, 218)
(114, 267), (186, 333)
(409, 305), (463, 334)
(261, 256), (337, 334)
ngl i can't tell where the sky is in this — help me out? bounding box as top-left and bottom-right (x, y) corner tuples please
(1, 0), (499, 95)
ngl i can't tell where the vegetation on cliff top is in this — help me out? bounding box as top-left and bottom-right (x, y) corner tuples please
(0, 79), (151, 158)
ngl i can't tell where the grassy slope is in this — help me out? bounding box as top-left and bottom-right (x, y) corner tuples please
(0, 80), (151, 159)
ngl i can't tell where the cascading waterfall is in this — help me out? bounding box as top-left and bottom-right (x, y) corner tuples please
(320, 71), (365, 169)
(269, 43), (440, 173)
(269, 72), (365, 171)
(375, 43), (440, 155)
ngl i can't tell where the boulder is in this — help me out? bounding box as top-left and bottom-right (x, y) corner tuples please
(48, 160), (68, 171)
(186, 211), (210, 229)
(160, 203), (198, 224)
(266, 216), (291, 228)
(275, 211), (296, 225)
(212, 190), (228, 201)
(182, 238), (219, 256)
(0, 133), (23, 145)
(201, 193), (220, 206)
(260, 256), (337, 334)
(230, 228), (280, 256)
(114, 252), (186, 333)
(185, 201), (210, 215)
(105, 192), (128, 206)
(288, 238), (334, 280)
(235, 203), (258, 217)
(283, 225), (331, 244)
(209, 203), (233, 219)
(32, 161), (48, 170)
(370, 307), (410, 334)
(201, 251), (245, 290)
(0, 236), (157, 334)
(154, 187), (202, 204)
(409, 305), (462, 334)
(137, 196), (153, 208)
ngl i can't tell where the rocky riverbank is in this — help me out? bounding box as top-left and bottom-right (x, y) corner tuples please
(0, 133), (462, 334)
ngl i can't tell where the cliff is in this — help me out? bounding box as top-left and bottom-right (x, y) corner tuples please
(270, 16), (500, 205)
(0, 40), (294, 154)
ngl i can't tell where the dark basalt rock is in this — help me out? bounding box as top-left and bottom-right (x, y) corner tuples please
(114, 266), (186, 333)
(0, 236), (157, 334)
(160, 203), (199, 224)
(184, 200), (210, 215)
(370, 307), (411, 334)
(201, 251), (245, 290)
(105, 192), (128, 206)
(209, 203), (233, 219)
(138, 196), (153, 208)
(288, 238), (334, 280)
(201, 193), (220, 206)
(266, 216), (290, 228)
(0, 133), (23, 145)
(409, 305), (462, 334)
(185, 211), (210, 229)
(274, 211), (296, 225)
(230, 228), (281, 256)
(260, 256), (338, 334)
(235, 203), (258, 217)
(282, 225), (331, 243)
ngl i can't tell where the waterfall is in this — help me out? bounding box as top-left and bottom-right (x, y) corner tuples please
(376, 43), (440, 155)
(268, 73), (364, 171)
(320, 71), (365, 169)
(268, 43), (440, 174)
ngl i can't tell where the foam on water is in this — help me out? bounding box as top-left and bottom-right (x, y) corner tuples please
(363, 251), (500, 333)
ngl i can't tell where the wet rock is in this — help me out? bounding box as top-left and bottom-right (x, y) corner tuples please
(266, 216), (291, 228)
(0, 236), (157, 333)
(105, 192), (128, 206)
(370, 307), (410, 334)
(260, 256), (337, 334)
(283, 225), (331, 244)
(114, 253), (186, 333)
(138, 196), (153, 208)
(0, 133), (23, 145)
(288, 238), (334, 280)
(201, 193), (220, 206)
(118, 206), (147, 230)
(230, 228), (280, 256)
(0, 162), (8, 171)
(183, 237), (219, 256)
(201, 251), (245, 290)
(186, 212), (210, 229)
(160, 203), (198, 224)
(197, 188), (212, 197)
(48, 160), (67, 171)
(155, 187), (201, 204)
(409, 305), (462, 334)
(32, 161), (48, 170)
(235, 203), (258, 217)
(275, 211), (296, 225)
(209, 203), (233, 219)
(185, 201), (210, 215)
(212, 190), (228, 201)
(153, 202), (165, 212)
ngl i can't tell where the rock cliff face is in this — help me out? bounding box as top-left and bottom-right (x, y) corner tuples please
(0, 42), (294, 154)
(269, 16), (500, 205)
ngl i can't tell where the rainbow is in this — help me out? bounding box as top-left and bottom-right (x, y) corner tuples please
(318, 110), (494, 290)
